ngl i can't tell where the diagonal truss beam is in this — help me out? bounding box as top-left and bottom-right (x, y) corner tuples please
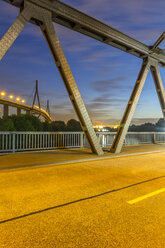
(151, 63), (165, 118)
(110, 58), (151, 153)
(0, 4), (33, 60)
(151, 32), (165, 50)
(39, 10), (103, 155)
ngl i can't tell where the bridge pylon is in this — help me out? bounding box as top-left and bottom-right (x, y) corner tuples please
(32, 80), (41, 109)
(46, 100), (51, 117)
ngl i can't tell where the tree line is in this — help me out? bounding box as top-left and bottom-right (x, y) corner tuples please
(0, 115), (82, 132)
(104, 119), (165, 132)
(0, 115), (165, 132)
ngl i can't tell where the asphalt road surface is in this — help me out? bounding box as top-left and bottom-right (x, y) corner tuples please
(1, 151), (165, 247)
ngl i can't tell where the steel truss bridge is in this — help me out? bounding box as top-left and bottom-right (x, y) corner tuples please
(1, 0), (165, 155)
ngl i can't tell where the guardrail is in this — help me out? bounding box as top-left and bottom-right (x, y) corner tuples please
(0, 132), (84, 153)
(0, 131), (165, 153)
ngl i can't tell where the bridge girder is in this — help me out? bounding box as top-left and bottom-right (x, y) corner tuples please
(2, 0), (165, 67)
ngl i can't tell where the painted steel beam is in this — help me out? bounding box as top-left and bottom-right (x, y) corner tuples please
(39, 9), (103, 155)
(2, 0), (165, 67)
(110, 58), (151, 153)
(0, 3), (33, 60)
(151, 63), (165, 118)
(151, 32), (165, 50)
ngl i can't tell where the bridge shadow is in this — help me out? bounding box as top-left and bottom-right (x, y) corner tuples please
(1, 175), (165, 224)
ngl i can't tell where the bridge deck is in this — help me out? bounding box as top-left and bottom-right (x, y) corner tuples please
(1, 143), (165, 170)
(1, 146), (165, 247)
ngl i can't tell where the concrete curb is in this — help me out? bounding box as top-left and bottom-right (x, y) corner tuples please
(1, 149), (165, 172)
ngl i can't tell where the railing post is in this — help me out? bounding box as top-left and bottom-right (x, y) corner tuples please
(80, 133), (84, 148)
(98, 133), (102, 147)
(153, 132), (156, 144)
(125, 135), (127, 145)
(12, 132), (15, 153)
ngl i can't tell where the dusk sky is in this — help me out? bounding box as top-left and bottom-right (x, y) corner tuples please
(0, 0), (165, 125)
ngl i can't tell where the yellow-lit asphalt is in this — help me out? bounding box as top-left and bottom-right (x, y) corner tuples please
(128, 187), (165, 204)
(1, 150), (165, 247)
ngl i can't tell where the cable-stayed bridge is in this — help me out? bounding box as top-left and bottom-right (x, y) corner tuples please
(0, 81), (52, 121)
(0, 97), (51, 121)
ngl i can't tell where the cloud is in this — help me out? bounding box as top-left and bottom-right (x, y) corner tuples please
(92, 94), (126, 104)
(84, 92), (128, 124)
(0, 73), (31, 91)
(91, 76), (129, 93)
(81, 49), (120, 63)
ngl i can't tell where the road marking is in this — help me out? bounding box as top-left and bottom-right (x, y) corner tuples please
(127, 187), (165, 204)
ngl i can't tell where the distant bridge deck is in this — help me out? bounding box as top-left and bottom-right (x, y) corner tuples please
(0, 98), (51, 121)
(1, 143), (165, 171)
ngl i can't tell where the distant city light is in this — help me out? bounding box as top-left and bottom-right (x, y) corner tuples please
(21, 99), (25, 103)
(9, 95), (14, 99)
(113, 125), (120, 129)
(1, 91), (6, 96)
(93, 125), (104, 129)
(16, 97), (20, 101)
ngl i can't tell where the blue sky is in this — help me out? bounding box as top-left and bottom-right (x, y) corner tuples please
(0, 0), (165, 125)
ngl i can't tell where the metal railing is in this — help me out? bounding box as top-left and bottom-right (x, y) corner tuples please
(96, 132), (164, 147)
(0, 131), (165, 153)
(0, 132), (84, 153)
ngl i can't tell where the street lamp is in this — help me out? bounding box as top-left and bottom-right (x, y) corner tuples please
(1, 91), (6, 97)
(9, 95), (14, 99)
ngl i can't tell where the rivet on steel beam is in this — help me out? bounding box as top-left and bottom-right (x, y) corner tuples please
(56, 60), (61, 67)
(70, 95), (74, 101)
